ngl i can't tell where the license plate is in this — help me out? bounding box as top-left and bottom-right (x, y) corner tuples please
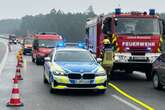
(133, 57), (145, 60)
(76, 80), (91, 84)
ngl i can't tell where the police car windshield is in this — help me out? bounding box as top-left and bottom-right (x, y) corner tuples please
(38, 39), (60, 48)
(55, 50), (95, 62)
(115, 18), (160, 35)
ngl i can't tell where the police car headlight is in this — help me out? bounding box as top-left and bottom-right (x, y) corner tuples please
(52, 71), (65, 76)
(96, 72), (106, 76)
(96, 66), (106, 76)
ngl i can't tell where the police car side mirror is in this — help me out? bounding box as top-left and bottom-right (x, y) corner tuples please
(44, 57), (51, 62)
(97, 58), (102, 63)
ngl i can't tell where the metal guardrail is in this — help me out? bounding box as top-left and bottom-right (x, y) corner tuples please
(0, 35), (9, 40)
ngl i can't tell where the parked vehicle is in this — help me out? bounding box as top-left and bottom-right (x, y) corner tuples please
(152, 53), (165, 90)
(32, 33), (63, 65)
(9, 34), (17, 44)
(44, 47), (107, 93)
(23, 38), (33, 55)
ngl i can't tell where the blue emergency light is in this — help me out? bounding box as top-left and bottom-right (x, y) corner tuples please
(115, 8), (121, 15)
(77, 43), (85, 49)
(147, 47), (151, 52)
(56, 41), (65, 47)
(125, 47), (130, 50)
(149, 9), (155, 15)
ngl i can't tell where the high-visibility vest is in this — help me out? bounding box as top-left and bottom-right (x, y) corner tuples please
(103, 39), (110, 44)
(102, 49), (113, 68)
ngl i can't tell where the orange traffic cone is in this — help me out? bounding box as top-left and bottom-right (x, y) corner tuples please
(13, 67), (23, 80)
(19, 52), (22, 56)
(18, 58), (23, 64)
(7, 79), (24, 107)
(18, 49), (23, 55)
(17, 60), (23, 68)
(19, 56), (23, 63)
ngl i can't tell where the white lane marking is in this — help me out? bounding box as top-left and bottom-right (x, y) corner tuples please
(112, 94), (142, 110)
(0, 39), (9, 75)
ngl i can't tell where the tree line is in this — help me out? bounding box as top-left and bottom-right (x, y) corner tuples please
(0, 6), (96, 42)
(0, 19), (21, 34)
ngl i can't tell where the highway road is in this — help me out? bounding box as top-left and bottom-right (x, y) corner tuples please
(0, 43), (6, 63)
(0, 44), (165, 110)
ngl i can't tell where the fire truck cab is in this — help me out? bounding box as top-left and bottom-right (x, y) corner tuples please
(86, 9), (165, 80)
(32, 32), (63, 65)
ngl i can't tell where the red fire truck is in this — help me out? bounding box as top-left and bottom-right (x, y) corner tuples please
(32, 32), (63, 65)
(86, 9), (165, 80)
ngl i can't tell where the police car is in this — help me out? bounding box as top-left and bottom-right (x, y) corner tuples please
(43, 44), (107, 93)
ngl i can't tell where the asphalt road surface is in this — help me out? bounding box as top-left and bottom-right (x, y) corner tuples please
(0, 45), (165, 110)
(0, 42), (6, 63)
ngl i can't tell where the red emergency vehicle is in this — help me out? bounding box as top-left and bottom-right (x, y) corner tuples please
(32, 32), (63, 65)
(86, 9), (165, 80)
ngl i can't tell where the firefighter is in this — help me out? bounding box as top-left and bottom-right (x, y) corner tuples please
(103, 35), (111, 49)
(100, 35), (110, 59)
(102, 35), (114, 80)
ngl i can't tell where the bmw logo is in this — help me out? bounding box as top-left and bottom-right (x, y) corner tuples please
(80, 69), (84, 73)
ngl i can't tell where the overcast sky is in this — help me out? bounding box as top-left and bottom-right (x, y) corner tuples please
(0, 0), (164, 19)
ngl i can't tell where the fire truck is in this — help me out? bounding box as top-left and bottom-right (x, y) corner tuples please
(86, 9), (165, 80)
(32, 32), (63, 65)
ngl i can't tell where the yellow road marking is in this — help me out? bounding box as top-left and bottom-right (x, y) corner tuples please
(108, 83), (155, 110)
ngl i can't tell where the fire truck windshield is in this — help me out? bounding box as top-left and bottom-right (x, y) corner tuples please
(115, 18), (160, 36)
(38, 39), (60, 48)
